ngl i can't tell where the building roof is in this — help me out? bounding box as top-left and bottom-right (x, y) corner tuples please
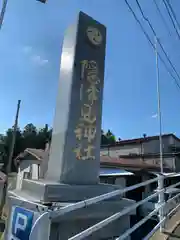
(26, 148), (49, 160)
(119, 152), (180, 159)
(15, 148), (171, 173)
(14, 148), (49, 165)
(99, 168), (134, 176)
(101, 133), (180, 148)
(100, 156), (171, 172)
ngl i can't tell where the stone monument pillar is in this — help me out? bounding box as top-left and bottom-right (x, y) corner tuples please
(5, 12), (135, 240)
(17, 12), (122, 203)
(46, 11), (106, 184)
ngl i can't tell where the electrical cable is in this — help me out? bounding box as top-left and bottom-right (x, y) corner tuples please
(162, 0), (180, 41)
(152, 0), (172, 37)
(135, 0), (180, 84)
(165, 0), (180, 34)
(124, 0), (180, 90)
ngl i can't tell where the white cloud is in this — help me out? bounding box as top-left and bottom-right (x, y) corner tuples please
(152, 113), (158, 118)
(22, 46), (32, 54)
(22, 45), (49, 67)
(31, 55), (49, 66)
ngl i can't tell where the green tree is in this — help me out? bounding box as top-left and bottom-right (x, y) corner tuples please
(0, 127), (23, 172)
(0, 124), (118, 172)
(101, 129), (116, 145)
(101, 130), (108, 145)
(22, 123), (37, 149)
(106, 129), (116, 144)
(36, 124), (51, 149)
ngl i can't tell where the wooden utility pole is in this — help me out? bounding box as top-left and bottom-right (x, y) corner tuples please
(0, 100), (21, 218)
(6, 100), (21, 175)
(0, 0), (47, 31)
(0, 0), (8, 30)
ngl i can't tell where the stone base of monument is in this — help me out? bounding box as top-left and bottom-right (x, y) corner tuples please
(19, 179), (129, 202)
(6, 179), (136, 240)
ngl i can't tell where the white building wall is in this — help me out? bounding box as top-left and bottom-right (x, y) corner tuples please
(100, 135), (179, 158)
(16, 167), (22, 190)
(163, 157), (175, 171)
(16, 160), (30, 190)
(142, 175), (151, 199)
(171, 138), (180, 148)
(143, 137), (171, 154)
(100, 176), (126, 197)
(115, 177), (126, 188)
(16, 160), (39, 190)
(100, 144), (141, 157)
(32, 163), (39, 179)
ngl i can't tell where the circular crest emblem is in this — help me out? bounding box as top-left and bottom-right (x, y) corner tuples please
(86, 27), (102, 46)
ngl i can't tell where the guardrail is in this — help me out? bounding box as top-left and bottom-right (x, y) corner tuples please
(29, 173), (180, 240)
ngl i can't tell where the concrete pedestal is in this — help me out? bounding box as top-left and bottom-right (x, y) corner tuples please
(19, 179), (127, 203)
(49, 198), (135, 239)
(6, 179), (135, 240)
(50, 215), (131, 240)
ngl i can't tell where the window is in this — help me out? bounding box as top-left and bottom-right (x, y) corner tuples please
(23, 172), (31, 179)
(105, 177), (116, 184)
(38, 165), (40, 178)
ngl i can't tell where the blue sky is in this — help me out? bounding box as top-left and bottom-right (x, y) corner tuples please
(0, 0), (180, 140)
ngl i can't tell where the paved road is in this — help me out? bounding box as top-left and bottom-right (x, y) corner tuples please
(167, 225), (180, 239)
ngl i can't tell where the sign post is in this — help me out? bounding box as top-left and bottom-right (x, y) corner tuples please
(5, 202), (50, 240)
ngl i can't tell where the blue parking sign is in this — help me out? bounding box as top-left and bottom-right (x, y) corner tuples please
(12, 207), (34, 240)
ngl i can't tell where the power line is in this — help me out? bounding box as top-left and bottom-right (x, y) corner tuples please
(134, 0), (180, 89)
(135, 0), (156, 36)
(152, 0), (172, 37)
(124, 0), (180, 90)
(162, 0), (180, 41)
(153, 0), (180, 60)
(165, 0), (180, 33)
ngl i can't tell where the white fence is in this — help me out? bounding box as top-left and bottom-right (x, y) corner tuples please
(29, 173), (180, 240)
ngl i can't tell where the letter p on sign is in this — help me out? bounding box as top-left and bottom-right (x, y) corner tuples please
(14, 213), (28, 235)
(12, 207), (34, 240)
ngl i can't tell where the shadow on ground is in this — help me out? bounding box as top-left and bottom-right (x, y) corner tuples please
(164, 228), (180, 239)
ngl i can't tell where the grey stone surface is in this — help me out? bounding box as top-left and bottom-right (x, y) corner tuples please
(51, 198), (136, 221)
(19, 179), (123, 203)
(48, 198), (134, 240)
(6, 195), (134, 240)
(46, 11), (106, 184)
(5, 12), (134, 240)
(50, 217), (131, 240)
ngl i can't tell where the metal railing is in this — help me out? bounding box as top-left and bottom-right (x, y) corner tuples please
(29, 173), (180, 240)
